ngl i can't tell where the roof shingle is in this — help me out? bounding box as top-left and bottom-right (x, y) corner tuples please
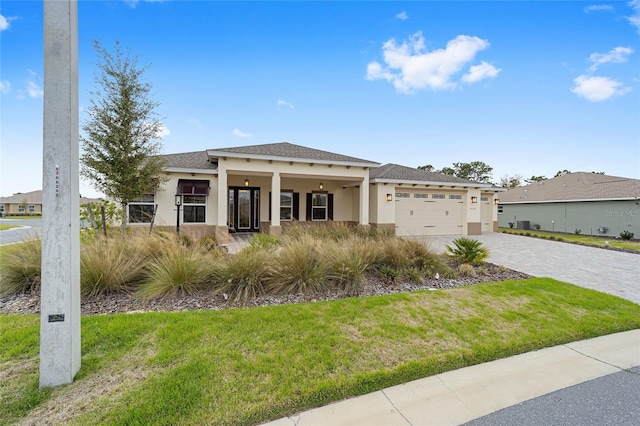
(500, 172), (640, 202)
(370, 164), (486, 185)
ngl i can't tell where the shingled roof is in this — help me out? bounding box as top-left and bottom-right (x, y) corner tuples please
(0, 190), (102, 204)
(162, 151), (217, 170)
(500, 172), (640, 203)
(370, 164), (493, 186)
(207, 142), (379, 166)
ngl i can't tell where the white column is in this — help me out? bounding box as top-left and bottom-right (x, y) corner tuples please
(359, 174), (370, 226)
(271, 172), (281, 227)
(217, 166), (228, 227)
(40, 0), (80, 388)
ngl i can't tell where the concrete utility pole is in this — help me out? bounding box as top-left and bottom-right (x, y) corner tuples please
(40, 0), (81, 388)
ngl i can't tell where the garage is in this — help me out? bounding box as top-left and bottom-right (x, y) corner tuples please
(395, 190), (465, 236)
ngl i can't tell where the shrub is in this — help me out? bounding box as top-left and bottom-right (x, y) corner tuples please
(198, 235), (219, 252)
(533, 224), (541, 230)
(81, 238), (146, 297)
(248, 233), (281, 251)
(137, 245), (215, 300)
(216, 249), (273, 305)
(265, 235), (329, 295)
(325, 239), (377, 295)
(620, 230), (634, 240)
(508, 222), (515, 228)
(457, 263), (476, 277)
(446, 237), (489, 265)
(0, 239), (42, 296)
(574, 229), (582, 235)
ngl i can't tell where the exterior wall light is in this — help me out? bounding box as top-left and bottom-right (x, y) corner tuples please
(386, 193), (392, 202)
(494, 198), (500, 205)
(319, 182), (324, 190)
(175, 195), (182, 206)
(471, 196), (478, 204)
(244, 178), (249, 187)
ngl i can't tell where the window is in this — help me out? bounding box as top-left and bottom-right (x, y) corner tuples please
(177, 179), (210, 196)
(498, 204), (504, 215)
(0, 204), (4, 213)
(28, 205), (36, 213)
(183, 195), (206, 223)
(128, 194), (155, 223)
(449, 194), (462, 200)
(395, 192), (410, 198)
(18, 205), (25, 213)
(311, 193), (328, 221)
(280, 191), (293, 221)
(414, 193), (428, 199)
(481, 196), (489, 202)
(432, 194), (445, 199)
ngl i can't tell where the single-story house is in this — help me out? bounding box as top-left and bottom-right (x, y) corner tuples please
(133, 142), (503, 243)
(497, 172), (640, 237)
(0, 190), (102, 217)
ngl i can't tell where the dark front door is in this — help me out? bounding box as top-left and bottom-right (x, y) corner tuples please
(228, 187), (260, 232)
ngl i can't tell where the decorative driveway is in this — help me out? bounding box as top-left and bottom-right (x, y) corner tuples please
(425, 232), (640, 305)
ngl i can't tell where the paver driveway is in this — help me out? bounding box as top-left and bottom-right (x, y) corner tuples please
(424, 232), (640, 305)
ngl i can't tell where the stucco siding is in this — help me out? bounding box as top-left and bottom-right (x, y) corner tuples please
(499, 200), (639, 237)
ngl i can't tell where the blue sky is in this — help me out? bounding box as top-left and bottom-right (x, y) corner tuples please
(1, 0), (639, 198)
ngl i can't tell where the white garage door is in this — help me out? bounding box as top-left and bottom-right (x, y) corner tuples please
(481, 197), (493, 232)
(395, 191), (464, 236)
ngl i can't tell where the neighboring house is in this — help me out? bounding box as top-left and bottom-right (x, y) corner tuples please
(139, 142), (502, 243)
(0, 190), (102, 217)
(497, 172), (640, 237)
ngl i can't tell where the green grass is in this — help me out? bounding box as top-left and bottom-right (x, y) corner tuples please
(500, 228), (640, 252)
(1, 215), (41, 220)
(2, 277), (639, 426)
(0, 224), (20, 231)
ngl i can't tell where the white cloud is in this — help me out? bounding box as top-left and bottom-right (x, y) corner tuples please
(588, 46), (634, 71)
(396, 11), (408, 21)
(628, 0), (640, 32)
(27, 81), (43, 98)
(0, 14), (16, 31)
(158, 123), (170, 138)
(365, 32), (494, 92)
(277, 99), (295, 109)
(571, 75), (631, 101)
(124, 0), (170, 8)
(462, 61), (501, 83)
(233, 128), (252, 138)
(0, 80), (11, 94)
(584, 5), (614, 13)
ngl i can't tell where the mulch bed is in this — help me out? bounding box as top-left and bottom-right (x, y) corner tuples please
(1, 264), (530, 316)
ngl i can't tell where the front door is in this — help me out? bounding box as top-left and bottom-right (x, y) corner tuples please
(228, 187), (260, 232)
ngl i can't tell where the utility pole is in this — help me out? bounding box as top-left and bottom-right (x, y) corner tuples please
(40, 0), (81, 387)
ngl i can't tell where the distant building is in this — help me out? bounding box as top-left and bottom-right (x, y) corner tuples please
(0, 190), (102, 217)
(498, 173), (640, 237)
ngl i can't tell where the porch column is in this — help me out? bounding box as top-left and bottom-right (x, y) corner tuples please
(359, 174), (370, 226)
(271, 172), (281, 228)
(215, 169), (229, 243)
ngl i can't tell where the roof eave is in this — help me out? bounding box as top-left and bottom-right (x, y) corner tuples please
(501, 197), (638, 204)
(207, 150), (380, 168)
(165, 167), (218, 175)
(370, 178), (499, 189)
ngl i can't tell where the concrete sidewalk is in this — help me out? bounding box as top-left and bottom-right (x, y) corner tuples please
(263, 329), (639, 426)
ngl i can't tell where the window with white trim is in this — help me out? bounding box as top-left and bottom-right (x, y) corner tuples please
(18, 205), (25, 213)
(395, 192), (410, 198)
(128, 194), (155, 223)
(183, 195), (206, 223)
(414, 193), (428, 199)
(432, 194), (445, 199)
(449, 194), (462, 200)
(0, 204), (5, 213)
(28, 205), (36, 213)
(481, 196), (489, 202)
(311, 193), (328, 221)
(498, 204), (504, 215)
(280, 191), (293, 221)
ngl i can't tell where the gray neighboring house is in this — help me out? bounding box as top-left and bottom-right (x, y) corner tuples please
(0, 190), (102, 217)
(498, 172), (640, 238)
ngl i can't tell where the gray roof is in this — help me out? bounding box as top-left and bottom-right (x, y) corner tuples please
(162, 151), (217, 170)
(370, 164), (486, 185)
(500, 172), (640, 203)
(0, 190), (102, 205)
(207, 142), (379, 166)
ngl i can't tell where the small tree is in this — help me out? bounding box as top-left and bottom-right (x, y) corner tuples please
(438, 161), (493, 183)
(528, 175), (547, 183)
(499, 174), (522, 189)
(80, 40), (166, 237)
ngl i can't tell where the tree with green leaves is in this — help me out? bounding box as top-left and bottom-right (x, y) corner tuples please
(417, 164), (435, 172)
(528, 175), (547, 183)
(440, 161), (493, 183)
(499, 174), (522, 189)
(80, 40), (166, 237)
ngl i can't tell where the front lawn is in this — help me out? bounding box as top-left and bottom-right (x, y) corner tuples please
(2, 278), (639, 426)
(500, 228), (640, 252)
(0, 224), (20, 231)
